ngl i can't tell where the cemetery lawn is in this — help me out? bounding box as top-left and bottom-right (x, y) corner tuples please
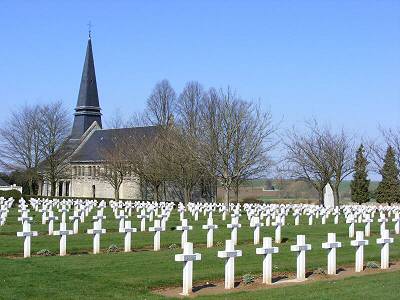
(1, 208), (400, 299)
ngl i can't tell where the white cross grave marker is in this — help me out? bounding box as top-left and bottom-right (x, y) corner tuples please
(321, 232), (342, 275)
(217, 240), (242, 289)
(256, 237), (279, 284)
(202, 217), (218, 248)
(119, 220), (137, 252)
(290, 235), (312, 280)
(174, 242), (202, 296)
(350, 231), (369, 272)
(53, 222), (73, 256)
(87, 220), (106, 254)
(17, 222), (38, 258)
(376, 229), (394, 269)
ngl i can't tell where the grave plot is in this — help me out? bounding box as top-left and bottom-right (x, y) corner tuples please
(0, 197), (399, 299)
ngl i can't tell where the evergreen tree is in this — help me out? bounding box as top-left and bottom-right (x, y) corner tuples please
(350, 144), (370, 204)
(376, 146), (400, 204)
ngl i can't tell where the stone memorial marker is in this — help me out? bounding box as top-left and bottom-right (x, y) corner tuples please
(323, 183), (335, 208)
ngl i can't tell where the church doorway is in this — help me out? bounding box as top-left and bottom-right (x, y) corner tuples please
(92, 185), (96, 198)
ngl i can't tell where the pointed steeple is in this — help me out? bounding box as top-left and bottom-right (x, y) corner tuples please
(70, 35), (102, 140)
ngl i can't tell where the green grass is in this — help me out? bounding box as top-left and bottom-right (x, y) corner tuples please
(1, 207), (399, 299)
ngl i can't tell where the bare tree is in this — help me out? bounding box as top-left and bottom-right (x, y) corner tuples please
(38, 101), (71, 196)
(369, 127), (400, 173)
(0, 105), (42, 194)
(100, 135), (130, 201)
(232, 103), (275, 202)
(125, 131), (167, 202)
(176, 81), (204, 137)
(145, 79), (176, 128)
(284, 121), (354, 206)
(322, 128), (354, 206)
(199, 87), (275, 206)
(106, 108), (127, 129)
(159, 128), (203, 204)
(284, 122), (333, 205)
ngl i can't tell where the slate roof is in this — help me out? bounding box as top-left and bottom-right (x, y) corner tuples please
(0, 178), (9, 186)
(70, 37), (102, 140)
(70, 126), (158, 163)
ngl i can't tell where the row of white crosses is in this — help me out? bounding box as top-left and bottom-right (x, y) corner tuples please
(174, 228), (396, 296)
(12, 198), (400, 258)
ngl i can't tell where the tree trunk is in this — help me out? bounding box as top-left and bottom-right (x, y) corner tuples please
(51, 180), (56, 197)
(224, 186), (230, 208)
(234, 182), (239, 203)
(183, 186), (191, 204)
(333, 184), (340, 207)
(318, 189), (324, 206)
(114, 187), (120, 201)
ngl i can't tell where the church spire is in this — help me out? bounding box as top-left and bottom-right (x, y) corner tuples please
(70, 35), (102, 140)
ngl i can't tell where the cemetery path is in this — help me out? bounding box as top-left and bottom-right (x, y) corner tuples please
(155, 261), (400, 298)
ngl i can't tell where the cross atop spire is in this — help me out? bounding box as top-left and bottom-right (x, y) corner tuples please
(87, 21), (93, 39)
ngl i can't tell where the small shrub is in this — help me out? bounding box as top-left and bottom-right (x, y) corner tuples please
(242, 273), (255, 284)
(168, 243), (178, 250)
(241, 197), (263, 204)
(215, 241), (223, 247)
(107, 244), (119, 253)
(314, 267), (326, 275)
(0, 190), (22, 200)
(366, 261), (379, 269)
(36, 249), (54, 256)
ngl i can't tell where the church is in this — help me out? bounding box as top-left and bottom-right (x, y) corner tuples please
(38, 36), (155, 199)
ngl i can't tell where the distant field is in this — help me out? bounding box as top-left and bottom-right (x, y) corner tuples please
(220, 179), (380, 203)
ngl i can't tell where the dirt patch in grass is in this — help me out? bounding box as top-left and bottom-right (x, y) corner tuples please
(154, 261), (400, 298)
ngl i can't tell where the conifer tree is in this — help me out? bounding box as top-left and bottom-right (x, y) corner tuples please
(376, 146), (400, 204)
(350, 144), (370, 204)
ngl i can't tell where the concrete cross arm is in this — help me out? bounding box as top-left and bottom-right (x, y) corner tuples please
(93, 216), (106, 220)
(175, 253), (201, 262)
(290, 244), (312, 252)
(149, 226), (163, 232)
(322, 241), (342, 249)
(256, 247), (279, 255)
(87, 229), (106, 234)
(350, 240), (368, 246)
(217, 250), (243, 258)
(251, 222), (264, 228)
(376, 237), (394, 244)
(18, 216), (33, 221)
(53, 230), (73, 236)
(392, 217), (400, 222)
(176, 226), (193, 231)
(227, 224), (242, 229)
(119, 227), (137, 233)
(378, 218), (388, 222)
(69, 215), (81, 220)
(202, 224), (218, 230)
(17, 231), (38, 237)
